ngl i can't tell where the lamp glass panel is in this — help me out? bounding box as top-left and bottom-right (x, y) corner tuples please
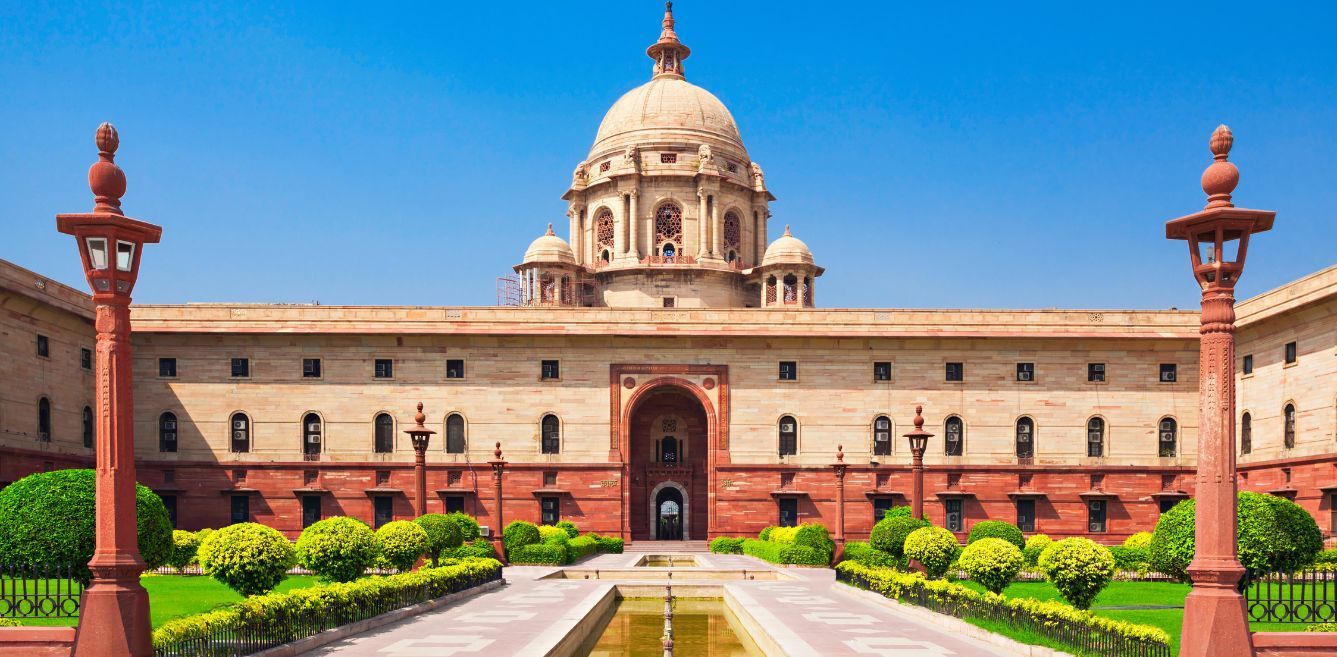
(1196, 232), (1217, 264)
(1222, 235), (1241, 263)
(86, 238), (109, 270)
(115, 241), (135, 271)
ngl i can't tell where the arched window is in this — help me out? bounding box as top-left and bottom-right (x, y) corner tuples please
(303, 413), (322, 456)
(778, 415), (798, 456)
(723, 211), (741, 252)
(945, 416), (964, 456)
(1158, 417), (1178, 457)
(1283, 404), (1296, 449)
(374, 413), (394, 453)
(783, 274), (798, 304)
(541, 414), (560, 454)
(37, 397), (51, 442)
(1240, 412), (1252, 455)
(872, 415), (892, 456)
(661, 436), (678, 463)
(159, 412), (178, 453)
(765, 275), (777, 304)
(1086, 417), (1105, 457)
(230, 413), (250, 453)
(654, 204), (683, 255)
(539, 274), (555, 303)
(82, 406), (93, 449)
(1015, 417), (1034, 459)
(446, 413), (466, 454)
(595, 209), (615, 250)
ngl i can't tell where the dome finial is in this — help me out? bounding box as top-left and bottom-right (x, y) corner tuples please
(89, 122), (126, 215)
(545, 223), (554, 236)
(784, 224), (792, 236)
(1201, 124), (1239, 209)
(646, 2), (690, 79)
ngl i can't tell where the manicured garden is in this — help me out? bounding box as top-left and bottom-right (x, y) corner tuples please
(501, 519), (624, 564)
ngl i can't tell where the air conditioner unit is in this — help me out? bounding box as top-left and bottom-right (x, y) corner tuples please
(1018, 371), (1032, 381)
(233, 420), (247, 430)
(1161, 371), (1176, 382)
(306, 435), (321, 444)
(874, 434), (889, 442)
(478, 525), (491, 538)
(307, 423), (321, 432)
(1092, 364), (1105, 373)
(1018, 425), (1031, 434)
(780, 423), (795, 433)
(1160, 421), (1173, 432)
(232, 431), (246, 441)
(1161, 433), (1175, 442)
(875, 419), (890, 430)
(1090, 523), (1102, 532)
(164, 420), (177, 430)
(163, 432), (176, 442)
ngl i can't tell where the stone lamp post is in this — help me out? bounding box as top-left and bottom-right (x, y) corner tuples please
(489, 442), (507, 559)
(404, 402), (435, 517)
(1165, 125), (1274, 657)
(903, 406), (932, 520)
(830, 445), (848, 559)
(58, 123), (162, 657)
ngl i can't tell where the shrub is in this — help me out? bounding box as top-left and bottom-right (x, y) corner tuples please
(502, 521), (541, 554)
(710, 537), (745, 554)
(443, 512), (481, 542)
(792, 524), (836, 559)
(508, 543), (567, 565)
(967, 520), (1025, 550)
(449, 538), (497, 560)
(594, 535), (624, 554)
(842, 541), (900, 569)
(1123, 531), (1154, 550)
(198, 523), (295, 596)
(414, 514), (464, 566)
(957, 537), (1023, 594)
(1039, 538), (1115, 610)
(376, 521), (428, 572)
(0, 469), (173, 582)
(1315, 548), (1337, 566)
(869, 516), (930, 559)
(1150, 492), (1324, 581)
(758, 526), (775, 542)
(296, 516), (379, 583)
(1022, 534), (1052, 567)
(1308, 623), (1337, 632)
(904, 526), (960, 579)
(567, 535), (598, 561)
(166, 530), (202, 571)
(884, 506), (912, 520)
(741, 538), (827, 566)
(1108, 546), (1150, 572)
(538, 525), (570, 544)
(555, 520), (579, 538)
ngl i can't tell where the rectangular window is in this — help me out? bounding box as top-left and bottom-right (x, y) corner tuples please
(1087, 363), (1105, 382)
(1242, 354), (1254, 375)
(1016, 498), (1036, 533)
(301, 495), (322, 528)
(158, 357), (177, 378)
(373, 496), (394, 528)
(662, 297), (675, 308)
(540, 496), (560, 525)
(1088, 500), (1107, 533)
(872, 497), (895, 521)
(1160, 363), (1178, 383)
(161, 495), (178, 528)
(230, 495), (250, 524)
(778, 497), (798, 527)
(873, 362), (892, 382)
(541, 359), (560, 380)
(81, 348), (92, 370)
(660, 152), (677, 164)
(231, 358), (250, 378)
(944, 499), (963, 532)
(1284, 341), (1298, 365)
(1016, 362), (1035, 382)
(303, 358), (321, 378)
(778, 361), (797, 381)
(446, 359), (465, 379)
(444, 495), (465, 514)
(374, 358), (393, 379)
(36, 335), (50, 358)
(543, 471), (557, 487)
(945, 362), (964, 382)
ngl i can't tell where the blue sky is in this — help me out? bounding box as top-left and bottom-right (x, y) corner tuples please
(3, 1), (1334, 309)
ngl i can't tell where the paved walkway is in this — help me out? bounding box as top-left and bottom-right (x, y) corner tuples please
(300, 553), (1015, 656)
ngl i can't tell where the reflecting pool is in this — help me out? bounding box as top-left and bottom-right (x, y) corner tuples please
(580, 598), (761, 656)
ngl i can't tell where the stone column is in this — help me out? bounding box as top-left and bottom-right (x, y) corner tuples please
(567, 207), (580, 266)
(830, 446), (847, 561)
(696, 189), (707, 259)
(712, 201), (723, 259)
(489, 442), (507, 561)
(615, 196), (628, 259)
(628, 190), (640, 259)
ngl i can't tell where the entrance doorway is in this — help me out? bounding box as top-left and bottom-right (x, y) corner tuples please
(655, 486), (685, 540)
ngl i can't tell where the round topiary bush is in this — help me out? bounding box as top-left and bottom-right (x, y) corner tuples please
(296, 516), (379, 582)
(198, 522), (295, 596)
(904, 526), (960, 579)
(758, 526), (775, 542)
(376, 520), (428, 572)
(1149, 492), (1324, 581)
(503, 521), (541, 554)
(0, 469), (173, 582)
(167, 530), (202, 571)
(414, 514), (464, 565)
(1123, 531), (1153, 550)
(957, 537), (1023, 594)
(538, 524), (570, 543)
(1039, 537), (1115, 610)
(869, 515), (931, 559)
(555, 520), (579, 538)
(884, 506), (912, 520)
(967, 520), (1025, 550)
(1022, 534), (1052, 567)
(443, 512), (481, 542)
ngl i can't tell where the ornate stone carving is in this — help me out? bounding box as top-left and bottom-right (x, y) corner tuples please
(572, 160), (588, 185)
(750, 161), (765, 189)
(697, 144), (714, 172)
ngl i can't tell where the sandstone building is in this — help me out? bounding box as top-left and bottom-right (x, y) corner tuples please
(2, 6), (1334, 544)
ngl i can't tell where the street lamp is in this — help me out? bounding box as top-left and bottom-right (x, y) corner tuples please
(830, 445), (848, 559)
(489, 442), (507, 560)
(903, 405), (932, 520)
(404, 402), (435, 517)
(1166, 125), (1274, 657)
(57, 123), (162, 657)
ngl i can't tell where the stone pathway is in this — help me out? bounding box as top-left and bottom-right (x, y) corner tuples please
(300, 554), (1016, 656)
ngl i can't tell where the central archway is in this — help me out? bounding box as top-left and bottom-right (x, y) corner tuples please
(627, 384), (709, 540)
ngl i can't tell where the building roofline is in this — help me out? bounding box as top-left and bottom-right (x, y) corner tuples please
(1236, 262), (1337, 326)
(0, 259), (93, 319)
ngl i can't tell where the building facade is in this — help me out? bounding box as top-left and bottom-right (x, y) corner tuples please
(2, 6), (1334, 544)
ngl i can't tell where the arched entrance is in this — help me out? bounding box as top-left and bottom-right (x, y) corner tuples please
(627, 384), (709, 540)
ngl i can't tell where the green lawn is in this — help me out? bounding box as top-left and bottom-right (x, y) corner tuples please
(13, 574), (322, 629)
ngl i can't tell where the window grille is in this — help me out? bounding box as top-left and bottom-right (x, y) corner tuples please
(945, 416), (964, 456)
(446, 414), (466, 454)
(374, 413), (394, 453)
(231, 413), (250, 453)
(541, 415), (560, 454)
(1159, 418), (1178, 457)
(778, 416), (797, 456)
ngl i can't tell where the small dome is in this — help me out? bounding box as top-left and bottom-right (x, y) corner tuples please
(522, 224), (575, 265)
(762, 225), (815, 267)
(591, 77), (745, 159)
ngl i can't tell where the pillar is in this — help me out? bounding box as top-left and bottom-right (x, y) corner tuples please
(696, 189), (707, 258)
(628, 190), (640, 259)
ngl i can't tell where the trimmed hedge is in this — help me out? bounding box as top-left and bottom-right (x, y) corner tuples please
(443, 512), (481, 542)
(1123, 531), (1153, 550)
(448, 538), (497, 560)
(767, 523), (835, 561)
(538, 525), (569, 543)
(508, 543), (566, 565)
(1022, 534), (1052, 567)
(152, 558), (502, 651)
(1315, 548), (1337, 566)
(1108, 545), (1150, 572)
(168, 530), (202, 571)
(296, 517), (379, 583)
(198, 523), (296, 596)
(0, 469), (173, 582)
(1150, 492), (1324, 581)
(967, 521), (1025, 550)
(958, 538), (1023, 594)
(904, 526), (960, 579)
(376, 521), (428, 572)
(842, 540), (900, 569)
(1039, 538), (1115, 610)
(502, 521), (541, 554)
(741, 538), (828, 566)
(555, 520), (579, 538)
(836, 561), (1171, 653)
(870, 516), (930, 559)
(710, 537), (745, 554)
(593, 535), (624, 554)
(567, 535), (598, 562)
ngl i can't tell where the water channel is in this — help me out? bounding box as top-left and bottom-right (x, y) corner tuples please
(579, 597), (763, 657)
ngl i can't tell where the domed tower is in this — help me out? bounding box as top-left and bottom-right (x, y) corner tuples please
(513, 224), (585, 306)
(558, 3), (817, 308)
(757, 226), (824, 308)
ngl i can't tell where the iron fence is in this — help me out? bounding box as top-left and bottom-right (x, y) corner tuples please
(153, 566), (501, 657)
(0, 562), (84, 619)
(1244, 568), (1337, 624)
(837, 566), (1170, 657)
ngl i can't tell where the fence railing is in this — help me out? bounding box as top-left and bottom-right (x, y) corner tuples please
(153, 565), (501, 657)
(837, 566), (1170, 657)
(0, 563), (84, 619)
(1244, 568), (1337, 624)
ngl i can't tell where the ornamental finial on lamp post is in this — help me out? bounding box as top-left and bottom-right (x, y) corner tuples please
(1201, 125), (1239, 209)
(90, 123), (126, 215)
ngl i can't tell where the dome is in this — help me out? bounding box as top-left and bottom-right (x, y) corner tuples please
(762, 226), (816, 267)
(590, 76), (745, 158)
(522, 224), (575, 265)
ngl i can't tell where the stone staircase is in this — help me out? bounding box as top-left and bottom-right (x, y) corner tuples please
(624, 539), (711, 553)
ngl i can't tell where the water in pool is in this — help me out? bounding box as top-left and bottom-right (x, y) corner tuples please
(581, 598), (761, 656)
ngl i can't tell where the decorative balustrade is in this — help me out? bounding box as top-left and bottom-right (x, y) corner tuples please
(0, 563), (84, 619)
(1244, 568), (1337, 624)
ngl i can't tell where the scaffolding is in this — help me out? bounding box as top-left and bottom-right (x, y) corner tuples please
(497, 273), (598, 307)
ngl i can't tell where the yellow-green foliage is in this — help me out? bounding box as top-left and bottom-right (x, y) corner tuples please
(1122, 532), (1153, 550)
(1039, 538), (1116, 610)
(957, 537), (1023, 594)
(167, 530), (202, 570)
(903, 526), (960, 578)
(375, 521), (428, 572)
(197, 523), (296, 597)
(296, 517), (379, 583)
(1022, 534), (1052, 567)
(537, 525), (569, 543)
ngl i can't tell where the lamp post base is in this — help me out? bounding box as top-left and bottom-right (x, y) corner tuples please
(1180, 564), (1252, 657)
(71, 568), (151, 657)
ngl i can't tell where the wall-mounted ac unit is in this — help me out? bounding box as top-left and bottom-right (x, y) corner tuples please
(232, 431), (246, 441)
(1018, 371), (1032, 381)
(307, 423), (321, 432)
(306, 435), (321, 444)
(1161, 433), (1175, 443)
(233, 420), (246, 430)
(478, 525), (491, 538)
(875, 419), (890, 430)
(164, 420), (176, 430)
(1161, 371), (1176, 382)
(163, 432), (176, 442)
(1091, 364), (1105, 373)
(780, 423), (795, 433)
